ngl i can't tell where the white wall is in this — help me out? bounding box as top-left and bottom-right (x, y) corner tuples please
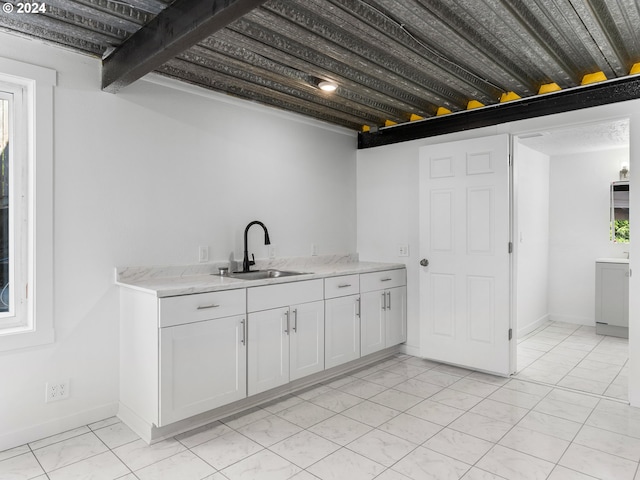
(0, 33), (357, 450)
(515, 144), (550, 336)
(547, 148), (630, 325)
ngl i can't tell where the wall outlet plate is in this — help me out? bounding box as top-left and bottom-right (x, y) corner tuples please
(311, 244), (319, 256)
(198, 246), (209, 263)
(45, 380), (69, 402)
(268, 245), (277, 258)
(397, 244), (410, 257)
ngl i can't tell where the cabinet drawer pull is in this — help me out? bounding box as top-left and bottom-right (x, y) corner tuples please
(241, 319), (246, 345)
(292, 308), (298, 332)
(284, 310), (290, 334)
(381, 278), (392, 282)
(387, 291), (391, 309)
(338, 284), (352, 288)
(197, 304), (220, 310)
(356, 297), (361, 317)
(382, 291), (387, 310)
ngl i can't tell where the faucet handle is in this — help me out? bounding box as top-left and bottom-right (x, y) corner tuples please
(249, 253), (255, 266)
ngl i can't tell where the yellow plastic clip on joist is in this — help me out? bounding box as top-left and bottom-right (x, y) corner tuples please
(500, 91), (521, 102)
(538, 83), (561, 94)
(384, 119), (397, 127)
(436, 107), (451, 116)
(581, 71), (607, 85)
(631, 63), (640, 75)
(362, 125), (370, 132)
(409, 114), (424, 122)
(467, 100), (484, 110)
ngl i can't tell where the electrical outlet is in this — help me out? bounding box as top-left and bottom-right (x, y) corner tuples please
(311, 244), (319, 256)
(397, 244), (409, 257)
(268, 245), (277, 259)
(45, 380), (69, 403)
(198, 246), (209, 263)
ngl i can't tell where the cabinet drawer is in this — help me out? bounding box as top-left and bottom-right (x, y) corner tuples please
(360, 269), (406, 292)
(324, 275), (360, 299)
(159, 289), (246, 327)
(248, 279), (323, 312)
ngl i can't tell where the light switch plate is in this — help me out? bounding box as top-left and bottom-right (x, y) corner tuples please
(397, 244), (409, 257)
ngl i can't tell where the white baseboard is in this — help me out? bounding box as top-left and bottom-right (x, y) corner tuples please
(0, 402), (118, 452)
(518, 314), (550, 338)
(400, 343), (420, 357)
(549, 313), (594, 327)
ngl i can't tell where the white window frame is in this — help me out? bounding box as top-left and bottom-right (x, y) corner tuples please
(0, 57), (55, 351)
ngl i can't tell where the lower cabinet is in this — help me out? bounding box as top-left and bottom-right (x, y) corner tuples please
(247, 300), (325, 395)
(325, 294), (361, 369)
(360, 269), (407, 356)
(159, 314), (247, 425)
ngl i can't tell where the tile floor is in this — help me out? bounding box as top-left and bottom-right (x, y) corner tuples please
(2, 343), (640, 480)
(517, 321), (628, 401)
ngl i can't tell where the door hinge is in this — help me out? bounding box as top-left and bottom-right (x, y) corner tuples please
(508, 242), (513, 254)
(508, 328), (513, 340)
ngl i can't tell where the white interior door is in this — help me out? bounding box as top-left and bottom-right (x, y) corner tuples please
(419, 134), (512, 375)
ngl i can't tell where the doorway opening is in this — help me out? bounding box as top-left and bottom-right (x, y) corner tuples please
(513, 118), (630, 401)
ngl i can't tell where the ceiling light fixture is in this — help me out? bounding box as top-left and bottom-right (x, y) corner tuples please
(318, 81), (338, 92)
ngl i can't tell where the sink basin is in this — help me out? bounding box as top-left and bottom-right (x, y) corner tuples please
(227, 269), (309, 280)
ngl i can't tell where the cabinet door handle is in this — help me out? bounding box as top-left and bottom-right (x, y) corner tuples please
(284, 310), (290, 334)
(197, 304), (220, 310)
(381, 278), (392, 282)
(382, 292), (387, 310)
(387, 291), (391, 310)
(240, 319), (246, 345)
(338, 284), (352, 288)
(292, 308), (298, 332)
(356, 297), (361, 317)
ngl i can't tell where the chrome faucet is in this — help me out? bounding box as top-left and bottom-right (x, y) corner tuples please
(243, 220), (271, 272)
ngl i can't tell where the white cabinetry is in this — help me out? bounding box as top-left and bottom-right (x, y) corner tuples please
(324, 275), (360, 369)
(247, 280), (324, 395)
(595, 260), (629, 338)
(120, 288), (247, 428)
(360, 269), (407, 356)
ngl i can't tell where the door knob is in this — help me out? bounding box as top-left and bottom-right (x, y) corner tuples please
(420, 259), (429, 267)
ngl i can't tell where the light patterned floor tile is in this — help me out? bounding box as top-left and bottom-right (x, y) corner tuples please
(0, 445), (30, 463)
(307, 448), (385, 480)
(448, 412), (513, 443)
(405, 399), (465, 426)
(470, 399), (528, 425)
(476, 445), (555, 480)
(235, 415), (302, 447)
(573, 425), (640, 462)
(0, 452), (45, 479)
(269, 430), (339, 468)
(368, 389), (423, 411)
(392, 378), (443, 398)
(336, 379), (388, 399)
(517, 411), (582, 442)
(559, 443), (638, 480)
(276, 402), (335, 429)
(547, 465), (598, 479)
(221, 450), (301, 480)
(113, 438), (186, 472)
(341, 400), (400, 427)
(308, 389), (363, 413)
(47, 451), (129, 480)
(347, 429), (416, 467)
(377, 413), (442, 444)
(391, 445), (470, 480)
(190, 430), (263, 471)
(487, 386), (543, 409)
(29, 426), (92, 451)
(461, 468), (507, 479)
(424, 428), (493, 464)
(93, 421), (140, 449)
(307, 414), (372, 446)
(174, 421), (233, 449)
(430, 388), (484, 410)
(498, 426), (570, 463)
(32, 432), (108, 472)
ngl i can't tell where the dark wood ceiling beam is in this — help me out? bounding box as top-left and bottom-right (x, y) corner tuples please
(358, 75), (640, 149)
(101, 0), (267, 92)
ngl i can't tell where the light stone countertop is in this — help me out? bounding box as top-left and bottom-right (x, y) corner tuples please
(115, 254), (406, 297)
(596, 257), (630, 264)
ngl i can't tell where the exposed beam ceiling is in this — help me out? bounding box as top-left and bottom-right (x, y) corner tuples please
(102, 0), (268, 92)
(0, 0), (639, 143)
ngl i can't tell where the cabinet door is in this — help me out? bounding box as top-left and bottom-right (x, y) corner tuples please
(325, 295), (360, 369)
(159, 315), (246, 426)
(361, 290), (386, 356)
(386, 286), (407, 347)
(290, 301), (325, 381)
(597, 264), (630, 327)
(247, 308), (290, 396)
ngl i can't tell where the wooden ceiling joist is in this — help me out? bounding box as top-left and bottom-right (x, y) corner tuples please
(101, 0), (267, 93)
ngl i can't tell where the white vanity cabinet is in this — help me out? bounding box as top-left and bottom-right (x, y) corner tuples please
(360, 269), (407, 356)
(595, 259), (629, 338)
(247, 280), (324, 395)
(120, 288), (247, 428)
(324, 275), (361, 369)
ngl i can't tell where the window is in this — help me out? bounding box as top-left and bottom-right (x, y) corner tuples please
(0, 57), (55, 351)
(611, 181), (630, 243)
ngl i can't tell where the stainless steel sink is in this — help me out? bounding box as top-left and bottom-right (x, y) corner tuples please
(227, 269), (309, 280)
